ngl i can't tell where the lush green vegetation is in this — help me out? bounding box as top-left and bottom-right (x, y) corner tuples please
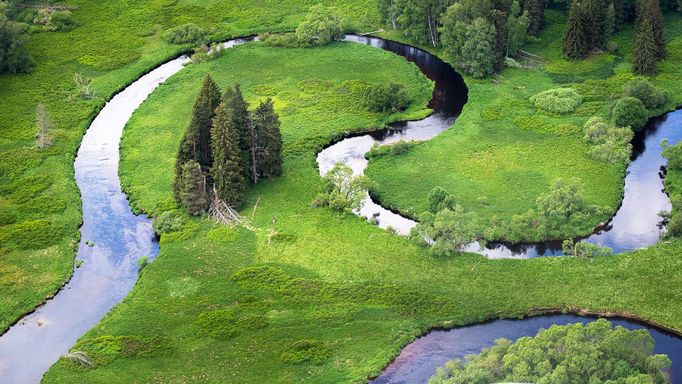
(0, 0), (381, 334)
(430, 319), (671, 384)
(366, 9), (682, 243)
(41, 34), (682, 383)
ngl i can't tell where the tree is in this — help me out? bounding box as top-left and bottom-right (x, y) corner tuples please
(623, 79), (669, 110)
(211, 101), (245, 208)
(223, 84), (253, 181)
(505, 1), (529, 57)
(536, 178), (585, 227)
(172, 75), (221, 199)
(295, 4), (344, 46)
(584, 0), (608, 50)
(363, 82), (411, 113)
(178, 160), (209, 215)
(252, 98), (283, 178)
(0, 14), (33, 74)
(410, 205), (479, 256)
(35, 102), (52, 149)
(313, 163), (371, 213)
(562, 239), (613, 257)
(612, 97), (648, 131)
(523, 0), (544, 36)
(427, 186), (455, 213)
(605, 2), (616, 41)
(633, 0), (665, 75)
(460, 17), (497, 78)
(564, 1), (589, 59)
(192, 75), (222, 169)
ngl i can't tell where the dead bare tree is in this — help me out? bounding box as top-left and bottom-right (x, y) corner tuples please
(208, 188), (246, 226)
(35, 102), (53, 149)
(73, 72), (95, 99)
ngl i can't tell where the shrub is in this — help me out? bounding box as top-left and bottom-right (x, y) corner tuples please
(196, 308), (238, 339)
(152, 211), (185, 234)
(46, 11), (76, 32)
(529, 88), (583, 114)
(562, 239), (613, 257)
(623, 79), (669, 110)
(427, 186), (455, 213)
(0, 210), (17, 226)
(281, 340), (331, 364)
(363, 82), (411, 113)
(612, 97), (648, 131)
(663, 142), (682, 170)
(312, 163), (373, 213)
(583, 116), (633, 164)
(136, 256), (149, 271)
(162, 23), (207, 45)
(410, 204), (479, 256)
(260, 32), (299, 48)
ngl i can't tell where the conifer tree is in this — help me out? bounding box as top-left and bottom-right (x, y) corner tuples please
(564, 1), (589, 59)
(584, 0), (607, 50)
(605, 2), (616, 41)
(633, 0), (665, 74)
(613, 0), (626, 29)
(253, 98), (283, 178)
(172, 75), (220, 200)
(223, 84), (253, 181)
(211, 101), (246, 207)
(178, 160), (209, 215)
(523, 0), (544, 36)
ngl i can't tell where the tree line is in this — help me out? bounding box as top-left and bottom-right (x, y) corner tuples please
(564, 0), (665, 74)
(0, 0), (33, 74)
(173, 75), (283, 215)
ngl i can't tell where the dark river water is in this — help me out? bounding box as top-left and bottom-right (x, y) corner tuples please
(0, 34), (678, 383)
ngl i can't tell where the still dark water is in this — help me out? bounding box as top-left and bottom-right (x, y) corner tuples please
(370, 314), (682, 384)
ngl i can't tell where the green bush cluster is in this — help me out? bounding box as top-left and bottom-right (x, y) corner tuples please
(623, 79), (669, 110)
(69, 335), (171, 366)
(430, 319), (671, 384)
(260, 32), (300, 48)
(562, 238), (613, 257)
(363, 82), (411, 113)
(162, 23), (207, 45)
(152, 210), (186, 235)
(529, 88), (583, 114)
(366, 140), (414, 159)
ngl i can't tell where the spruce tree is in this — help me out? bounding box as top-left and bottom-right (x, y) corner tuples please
(223, 84), (253, 182)
(613, 0), (626, 29)
(178, 160), (209, 215)
(211, 101), (246, 208)
(633, 10), (659, 74)
(253, 98), (283, 178)
(564, 1), (589, 59)
(605, 2), (616, 41)
(523, 0), (544, 36)
(649, 0), (665, 59)
(584, 0), (607, 50)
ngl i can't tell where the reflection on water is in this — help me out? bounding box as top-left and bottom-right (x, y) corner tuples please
(320, 35), (682, 258)
(0, 38), (253, 384)
(370, 314), (682, 384)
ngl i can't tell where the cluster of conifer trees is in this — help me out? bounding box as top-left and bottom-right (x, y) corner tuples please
(173, 75), (283, 215)
(564, 0), (665, 74)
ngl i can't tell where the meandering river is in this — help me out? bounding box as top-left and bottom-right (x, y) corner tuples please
(0, 34), (679, 383)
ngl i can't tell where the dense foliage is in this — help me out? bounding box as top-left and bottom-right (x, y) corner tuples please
(563, 0), (617, 59)
(633, 0), (665, 75)
(0, 2), (32, 74)
(562, 238), (613, 257)
(612, 96), (648, 131)
(363, 82), (411, 112)
(295, 4), (345, 46)
(162, 23), (208, 45)
(623, 79), (669, 111)
(429, 319), (671, 384)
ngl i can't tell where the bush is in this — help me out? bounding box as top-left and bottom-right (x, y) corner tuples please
(46, 11), (76, 32)
(260, 32), (299, 48)
(427, 186), (455, 213)
(529, 88), (583, 114)
(0, 210), (17, 226)
(363, 82), (411, 113)
(562, 239), (613, 257)
(162, 23), (207, 45)
(612, 97), (648, 131)
(281, 340), (331, 364)
(583, 116), (633, 164)
(663, 142), (682, 170)
(0, 16), (33, 74)
(312, 163), (373, 213)
(623, 79), (669, 110)
(152, 211), (185, 234)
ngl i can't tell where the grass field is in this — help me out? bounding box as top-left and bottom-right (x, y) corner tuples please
(43, 39), (682, 383)
(0, 0), (378, 334)
(367, 10), (682, 242)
